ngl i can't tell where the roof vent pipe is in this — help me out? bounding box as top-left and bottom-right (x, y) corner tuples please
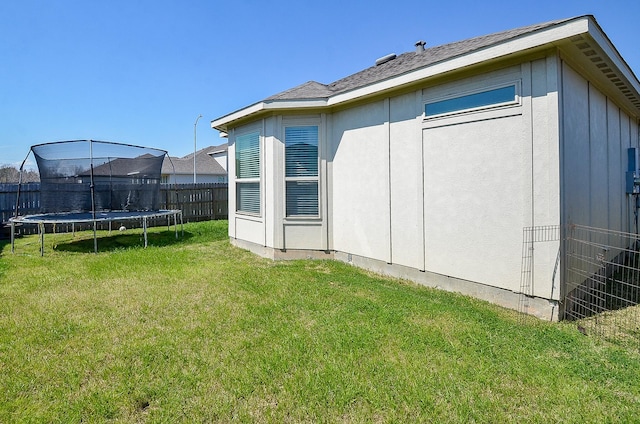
(415, 40), (426, 53)
(375, 53), (397, 66)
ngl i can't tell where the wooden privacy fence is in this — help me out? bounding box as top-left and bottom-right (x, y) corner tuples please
(0, 183), (227, 234)
(162, 183), (228, 222)
(0, 183), (40, 223)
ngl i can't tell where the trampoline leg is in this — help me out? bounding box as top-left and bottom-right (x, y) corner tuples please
(93, 221), (97, 254)
(143, 217), (148, 248)
(174, 212), (178, 239)
(10, 221), (15, 253)
(39, 223), (44, 257)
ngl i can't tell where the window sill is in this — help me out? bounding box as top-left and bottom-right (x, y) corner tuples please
(284, 216), (323, 223)
(422, 104), (523, 129)
(235, 212), (262, 222)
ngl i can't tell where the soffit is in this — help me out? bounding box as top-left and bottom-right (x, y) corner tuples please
(555, 25), (640, 118)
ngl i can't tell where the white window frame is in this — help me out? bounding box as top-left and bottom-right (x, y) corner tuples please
(423, 81), (521, 121)
(283, 123), (321, 219)
(234, 130), (261, 216)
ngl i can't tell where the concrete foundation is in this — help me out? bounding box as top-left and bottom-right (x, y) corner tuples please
(230, 237), (559, 321)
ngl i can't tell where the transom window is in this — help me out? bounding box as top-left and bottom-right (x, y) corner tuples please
(235, 131), (260, 215)
(425, 84), (517, 117)
(285, 125), (319, 217)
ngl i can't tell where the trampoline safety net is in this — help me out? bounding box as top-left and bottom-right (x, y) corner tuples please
(32, 140), (166, 214)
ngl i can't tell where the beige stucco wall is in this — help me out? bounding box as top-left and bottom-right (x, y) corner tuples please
(389, 92), (425, 270)
(331, 100), (392, 263)
(226, 51), (639, 312)
(328, 59), (561, 300)
(561, 62), (638, 233)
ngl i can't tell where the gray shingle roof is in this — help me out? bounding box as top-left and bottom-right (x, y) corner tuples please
(92, 154), (164, 177)
(266, 17), (578, 101)
(162, 144), (227, 175)
(266, 81), (333, 101)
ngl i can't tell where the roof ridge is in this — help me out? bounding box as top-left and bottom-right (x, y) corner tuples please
(326, 16), (585, 95)
(265, 80), (331, 101)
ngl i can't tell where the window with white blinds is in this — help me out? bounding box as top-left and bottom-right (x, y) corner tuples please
(285, 126), (319, 217)
(235, 131), (260, 215)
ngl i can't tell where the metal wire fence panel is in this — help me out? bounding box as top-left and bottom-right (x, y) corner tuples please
(564, 225), (640, 348)
(518, 225), (561, 320)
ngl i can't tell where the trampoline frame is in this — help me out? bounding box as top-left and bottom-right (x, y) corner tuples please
(10, 140), (182, 256)
(10, 210), (183, 255)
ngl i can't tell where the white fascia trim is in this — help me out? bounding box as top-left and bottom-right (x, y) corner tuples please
(327, 18), (591, 106)
(587, 20), (640, 95)
(211, 99), (328, 130)
(211, 102), (265, 129)
(265, 99), (328, 109)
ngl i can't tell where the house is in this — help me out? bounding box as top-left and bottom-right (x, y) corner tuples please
(212, 16), (640, 320)
(161, 144), (228, 184)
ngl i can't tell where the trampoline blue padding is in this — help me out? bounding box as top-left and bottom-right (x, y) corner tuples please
(12, 210), (180, 224)
(9, 209), (183, 255)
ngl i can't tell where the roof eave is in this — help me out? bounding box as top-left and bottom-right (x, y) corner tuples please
(211, 98), (329, 132)
(585, 19), (640, 102)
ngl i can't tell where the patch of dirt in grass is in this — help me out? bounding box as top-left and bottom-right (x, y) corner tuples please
(304, 262), (333, 274)
(134, 397), (151, 412)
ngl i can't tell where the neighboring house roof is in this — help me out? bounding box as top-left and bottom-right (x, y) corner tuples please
(162, 144), (227, 176)
(208, 143), (228, 155)
(74, 153), (164, 178)
(212, 15), (640, 132)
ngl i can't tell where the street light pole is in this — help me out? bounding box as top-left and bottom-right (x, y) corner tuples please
(193, 114), (202, 184)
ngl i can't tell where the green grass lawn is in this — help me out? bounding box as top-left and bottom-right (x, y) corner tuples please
(1, 220), (639, 423)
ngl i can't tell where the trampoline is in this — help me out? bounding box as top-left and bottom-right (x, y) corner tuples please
(10, 140), (183, 255)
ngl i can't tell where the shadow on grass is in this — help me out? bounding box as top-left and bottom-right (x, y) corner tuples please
(0, 223), (14, 256)
(0, 237), (10, 279)
(53, 230), (195, 253)
(0, 238), (8, 258)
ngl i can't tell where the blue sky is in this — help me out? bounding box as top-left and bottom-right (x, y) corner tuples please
(1, 0), (639, 168)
